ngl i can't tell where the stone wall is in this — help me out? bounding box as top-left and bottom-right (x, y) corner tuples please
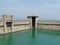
(0, 20), (31, 34)
(0, 15), (60, 34)
(0, 20), (3, 26)
(37, 25), (60, 30)
(0, 27), (4, 34)
(13, 20), (31, 31)
(37, 20), (60, 30)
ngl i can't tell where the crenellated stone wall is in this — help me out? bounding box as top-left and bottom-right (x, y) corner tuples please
(37, 20), (60, 30)
(0, 15), (31, 34)
(13, 20), (31, 31)
(0, 15), (60, 34)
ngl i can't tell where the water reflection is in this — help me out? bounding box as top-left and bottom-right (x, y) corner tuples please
(0, 29), (60, 45)
(31, 28), (37, 38)
(0, 33), (13, 45)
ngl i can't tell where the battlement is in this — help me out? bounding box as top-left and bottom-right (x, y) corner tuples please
(2, 15), (13, 21)
(0, 15), (60, 34)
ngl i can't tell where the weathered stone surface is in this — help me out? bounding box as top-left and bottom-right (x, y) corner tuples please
(0, 15), (60, 34)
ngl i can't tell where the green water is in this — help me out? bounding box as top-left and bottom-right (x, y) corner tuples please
(0, 29), (60, 45)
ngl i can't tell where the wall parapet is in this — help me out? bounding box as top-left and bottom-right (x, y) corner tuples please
(0, 15), (60, 34)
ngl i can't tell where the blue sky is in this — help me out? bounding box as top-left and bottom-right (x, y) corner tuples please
(0, 0), (60, 20)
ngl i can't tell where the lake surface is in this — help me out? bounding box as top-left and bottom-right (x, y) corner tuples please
(0, 29), (60, 45)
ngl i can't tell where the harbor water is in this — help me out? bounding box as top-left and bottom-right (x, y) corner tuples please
(0, 29), (60, 45)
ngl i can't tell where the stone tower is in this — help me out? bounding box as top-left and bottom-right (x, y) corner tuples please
(2, 15), (13, 32)
(27, 16), (38, 37)
(27, 16), (38, 29)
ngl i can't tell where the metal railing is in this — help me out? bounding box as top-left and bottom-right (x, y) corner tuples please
(14, 20), (30, 24)
(37, 20), (60, 24)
